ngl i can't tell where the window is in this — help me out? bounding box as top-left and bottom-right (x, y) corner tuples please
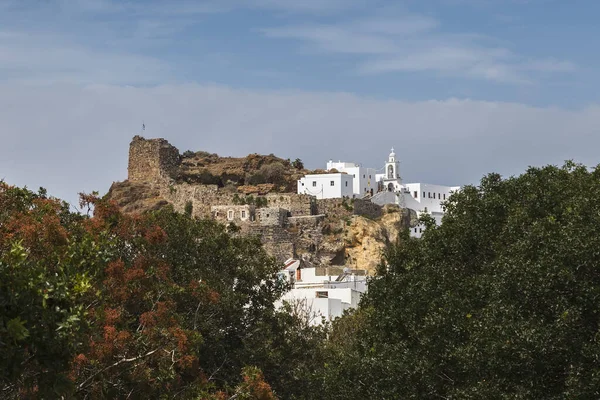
(414, 228), (417, 233)
(428, 192), (431, 198)
(345, 181), (348, 187)
(438, 193), (441, 200)
(227, 210), (234, 220)
(330, 181), (335, 186)
(363, 174), (366, 178)
(414, 191), (417, 198)
(316, 291), (329, 298)
(443, 194), (446, 200)
(419, 228), (422, 233)
(241, 210), (246, 219)
(369, 175), (372, 179)
(353, 174), (355, 178)
(312, 181), (317, 187)
(301, 182), (304, 186)
(423, 191), (426, 198)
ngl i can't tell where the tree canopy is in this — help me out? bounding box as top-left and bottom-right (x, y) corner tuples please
(323, 162), (600, 399)
(0, 182), (324, 399)
(5, 161), (600, 399)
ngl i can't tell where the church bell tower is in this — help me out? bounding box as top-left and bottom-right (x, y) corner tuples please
(383, 147), (401, 191)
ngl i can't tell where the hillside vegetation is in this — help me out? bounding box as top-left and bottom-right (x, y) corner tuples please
(176, 151), (308, 193)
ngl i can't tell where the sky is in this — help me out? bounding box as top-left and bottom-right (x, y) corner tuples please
(1, 0), (599, 207)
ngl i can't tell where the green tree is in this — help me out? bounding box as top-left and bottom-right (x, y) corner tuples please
(0, 182), (324, 399)
(323, 162), (600, 399)
(291, 159), (304, 170)
(259, 163), (286, 186)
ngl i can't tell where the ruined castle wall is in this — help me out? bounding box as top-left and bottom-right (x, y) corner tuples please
(211, 205), (255, 224)
(315, 198), (383, 220)
(288, 215), (325, 229)
(128, 136), (181, 183)
(161, 183), (236, 219)
(257, 207), (287, 227)
(315, 198), (354, 220)
(265, 194), (315, 216)
(245, 225), (295, 262)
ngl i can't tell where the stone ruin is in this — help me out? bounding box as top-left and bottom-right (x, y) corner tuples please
(111, 135), (405, 269)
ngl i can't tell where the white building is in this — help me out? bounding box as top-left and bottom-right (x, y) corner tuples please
(400, 183), (460, 238)
(276, 259), (367, 326)
(381, 148), (403, 193)
(298, 148), (461, 237)
(297, 173), (354, 199)
(371, 148), (460, 238)
(326, 160), (378, 197)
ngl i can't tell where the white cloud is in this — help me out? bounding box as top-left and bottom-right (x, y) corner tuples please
(0, 31), (170, 85)
(248, 0), (368, 13)
(262, 15), (575, 84)
(1, 83), (598, 207)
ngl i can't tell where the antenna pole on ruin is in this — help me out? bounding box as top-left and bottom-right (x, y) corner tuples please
(142, 121), (146, 133)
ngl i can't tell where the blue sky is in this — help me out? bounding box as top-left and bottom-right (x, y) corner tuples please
(1, 0), (595, 104)
(1, 0), (599, 205)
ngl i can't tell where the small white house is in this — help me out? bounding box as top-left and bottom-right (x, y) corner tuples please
(276, 259), (367, 326)
(297, 173), (354, 199)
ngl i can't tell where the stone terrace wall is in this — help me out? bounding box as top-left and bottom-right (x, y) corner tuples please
(128, 136), (181, 183)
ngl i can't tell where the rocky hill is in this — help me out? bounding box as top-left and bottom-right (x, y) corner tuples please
(106, 136), (417, 274)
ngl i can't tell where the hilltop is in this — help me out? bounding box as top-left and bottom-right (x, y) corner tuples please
(106, 136), (416, 273)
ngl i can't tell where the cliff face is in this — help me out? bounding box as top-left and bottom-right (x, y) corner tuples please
(312, 205), (416, 274)
(107, 136), (417, 274)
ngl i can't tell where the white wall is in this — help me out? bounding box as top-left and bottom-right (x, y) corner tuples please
(326, 161), (377, 197)
(297, 173), (354, 199)
(401, 183), (460, 238)
(278, 287), (360, 326)
(403, 183), (459, 213)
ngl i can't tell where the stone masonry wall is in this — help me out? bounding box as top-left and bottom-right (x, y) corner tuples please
(257, 207), (287, 227)
(265, 194), (315, 216)
(315, 198), (354, 220)
(245, 225), (295, 262)
(161, 183), (235, 219)
(128, 136), (181, 183)
(211, 205), (255, 224)
(287, 215), (325, 229)
(315, 198), (382, 220)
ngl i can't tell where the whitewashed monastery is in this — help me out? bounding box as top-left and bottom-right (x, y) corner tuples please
(298, 148), (460, 238)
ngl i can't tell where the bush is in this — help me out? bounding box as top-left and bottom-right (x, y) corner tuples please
(259, 163), (286, 186)
(184, 201), (193, 217)
(291, 158), (304, 170)
(247, 173), (266, 185)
